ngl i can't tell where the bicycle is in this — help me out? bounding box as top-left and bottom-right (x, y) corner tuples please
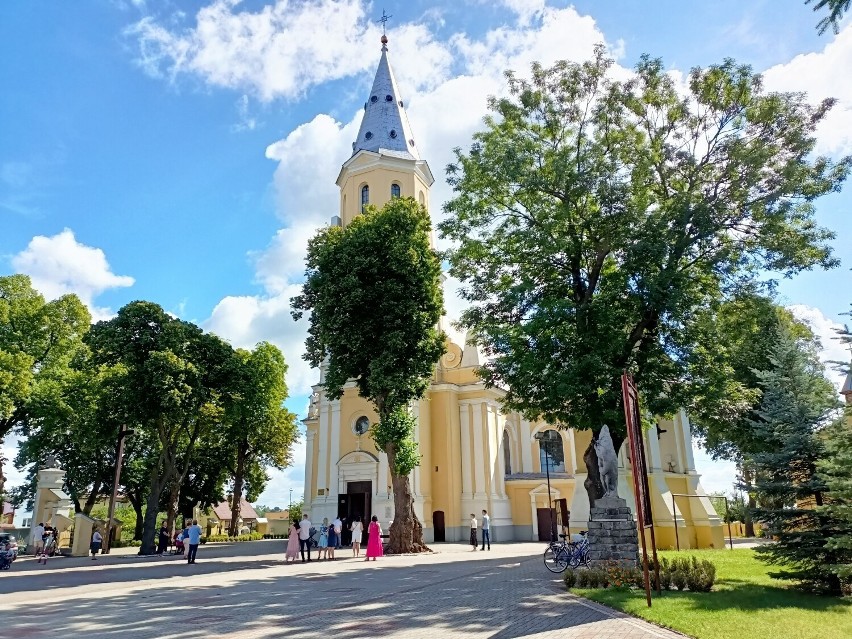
(543, 531), (590, 573)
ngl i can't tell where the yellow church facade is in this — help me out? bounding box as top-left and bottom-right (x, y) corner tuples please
(302, 35), (724, 549)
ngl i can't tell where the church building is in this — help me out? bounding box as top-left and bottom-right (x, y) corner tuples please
(302, 35), (724, 549)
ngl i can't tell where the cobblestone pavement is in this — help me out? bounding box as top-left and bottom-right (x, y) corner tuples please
(0, 541), (686, 639)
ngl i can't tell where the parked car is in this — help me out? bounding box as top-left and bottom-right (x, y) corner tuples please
(0, 533), (18, 561)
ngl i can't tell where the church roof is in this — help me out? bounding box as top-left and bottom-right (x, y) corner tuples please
(351, 36), (420, 161)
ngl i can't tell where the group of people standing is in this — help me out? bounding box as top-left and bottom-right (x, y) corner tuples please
(285, 513), (383, 563)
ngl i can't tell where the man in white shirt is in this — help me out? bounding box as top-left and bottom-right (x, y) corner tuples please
(32, 523), (45, 557)
(481, 509), (491, 551)
(469, 513), (478, 551)
(332, 516), (343, 548)
(299, 514), (313, 562)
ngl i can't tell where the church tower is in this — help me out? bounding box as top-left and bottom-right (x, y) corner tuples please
(335, 34), (434, 227)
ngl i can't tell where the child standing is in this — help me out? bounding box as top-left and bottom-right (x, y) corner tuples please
(469, 513), (478, 550)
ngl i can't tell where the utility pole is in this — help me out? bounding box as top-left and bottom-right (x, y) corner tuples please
(104, 424), (133, 554)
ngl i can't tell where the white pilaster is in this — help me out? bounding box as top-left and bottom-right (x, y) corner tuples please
(411, 402), (421, 497)
(472, 401), (487, 499)
(317, 402), (330, 502)
(377, 451), (390, 500)
(567, 429), (578, 474)
(647, 425), (663, 472)
(679, 409), (697, 472)
(329, 400), (341, 497)
(460, 401), (473, 498)
(304, 429), (316, 506)
(521, 419), (534, 472)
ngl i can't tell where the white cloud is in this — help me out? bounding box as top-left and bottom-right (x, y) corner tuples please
(11, 229), (135, 321)
(127, 0), (377, 101)
(788, 304), (849, 390)
(762, 22), (852, 156)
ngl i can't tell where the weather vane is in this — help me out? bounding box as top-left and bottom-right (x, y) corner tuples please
(378, 9), (392, 35)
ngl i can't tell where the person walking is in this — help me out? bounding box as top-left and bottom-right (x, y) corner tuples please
(185, 519), (202, 564)
(327, 519), (338, 560)
(365, 515), (383, 561)
(299, 513), (313, 562)
(90, 528), (103, 559)
(285, 520), (300, 563)
(31, 522), (45, 559)
(157, 522), (170, 555)
(350, 516), (363, 558)
(481, 509), (491, 550)
(469, 513), (478, 550)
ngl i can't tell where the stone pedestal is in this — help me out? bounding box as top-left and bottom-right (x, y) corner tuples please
(586, 496), (640, 566)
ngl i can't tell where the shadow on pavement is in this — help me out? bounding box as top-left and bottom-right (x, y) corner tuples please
(1, 551), (614, 639)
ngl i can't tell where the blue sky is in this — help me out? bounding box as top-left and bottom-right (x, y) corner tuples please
(2, 0), (851, 506)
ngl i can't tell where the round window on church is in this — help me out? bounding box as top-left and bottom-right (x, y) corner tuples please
(386, 94), (393, 101)
(389, 129), (397, 139)
(370, 95), (378, 103)
(365, 131), (373, 140)
(353, 416), (370, 436)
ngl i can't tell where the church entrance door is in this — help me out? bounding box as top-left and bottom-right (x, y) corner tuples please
(536, 507), (557, 541)
(432, 511), (445, 542)
(347, 481), (372, 546)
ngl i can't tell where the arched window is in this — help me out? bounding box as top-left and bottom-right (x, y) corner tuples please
(391, 183), (401, 199)
(418, 191), (425, 206)
(361, 185), (369, 212)
(503, 430), (512, 475)
(538, 430), (565, 473)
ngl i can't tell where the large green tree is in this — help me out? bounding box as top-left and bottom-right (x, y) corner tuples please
(224, 342), (298, 536)
(292, 197), (445, 553)
(0, 274), (90, 497)
(86, 301), (234, 554)
(746, 324), (845, 594)
(440, 50), (850, 506)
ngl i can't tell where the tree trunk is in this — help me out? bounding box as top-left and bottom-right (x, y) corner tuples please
(386, 447), (429, 554)
(140, 466), (165, 555)
(741, 466), (755, 537)
(127, 491), (144, 540)
(82, 479), (102, 516)
(165, 480), (180, 533)
(229, 445), (247, 537)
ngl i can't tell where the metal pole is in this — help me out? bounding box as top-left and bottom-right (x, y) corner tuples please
(672, 492), (680, 552)
(544, 439), (554, 542)
(104, 424), (127, 555)
(725, 496), (733, 550)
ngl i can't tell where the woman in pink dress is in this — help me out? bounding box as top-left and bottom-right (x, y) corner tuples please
(365, 515), (384, 561)
(285, 521), (300, 563)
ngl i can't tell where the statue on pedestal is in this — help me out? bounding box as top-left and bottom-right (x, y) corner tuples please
(594, 424), (619, 498)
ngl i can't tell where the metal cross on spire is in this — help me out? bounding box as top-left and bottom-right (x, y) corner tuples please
(378, 9), (392, 35)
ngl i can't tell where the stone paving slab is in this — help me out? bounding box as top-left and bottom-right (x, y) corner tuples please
(0, 542), (688, 639)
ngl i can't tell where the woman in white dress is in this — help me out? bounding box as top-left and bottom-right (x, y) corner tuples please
(350, 515), (363, 558)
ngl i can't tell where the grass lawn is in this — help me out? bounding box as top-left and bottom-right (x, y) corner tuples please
(573, 549), (852, 639)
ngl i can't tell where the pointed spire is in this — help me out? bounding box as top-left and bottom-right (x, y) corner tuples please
(351, 35), (420, 160)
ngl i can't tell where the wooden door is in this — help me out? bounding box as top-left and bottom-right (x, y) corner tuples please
(432, 511), (445, 542)
(537, 507), (557, 541)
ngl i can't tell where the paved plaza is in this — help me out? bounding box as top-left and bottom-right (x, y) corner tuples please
(0, 541), (685, 639)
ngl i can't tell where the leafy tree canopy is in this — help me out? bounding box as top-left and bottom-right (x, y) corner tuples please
(806, 0), (851, 34)
(440, 49), (850, 449)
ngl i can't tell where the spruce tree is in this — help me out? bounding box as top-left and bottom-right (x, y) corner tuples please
(817, 415), (852, 592)
(747, 325), (843, 593)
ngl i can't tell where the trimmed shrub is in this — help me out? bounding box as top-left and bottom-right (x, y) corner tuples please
(563, 569), (577, 588)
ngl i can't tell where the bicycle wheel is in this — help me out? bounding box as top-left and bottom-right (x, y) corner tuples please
(543, 546), (569, 573)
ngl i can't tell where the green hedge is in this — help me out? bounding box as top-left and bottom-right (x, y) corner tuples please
(201, 532), (264, 544)
(111, 539), (142, 548)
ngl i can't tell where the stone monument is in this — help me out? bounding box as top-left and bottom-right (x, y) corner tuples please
(586, 425), (640, 566)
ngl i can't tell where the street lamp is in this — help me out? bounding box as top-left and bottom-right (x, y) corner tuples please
(534, 430), (559, 542)
(104, 424), (134, 554)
